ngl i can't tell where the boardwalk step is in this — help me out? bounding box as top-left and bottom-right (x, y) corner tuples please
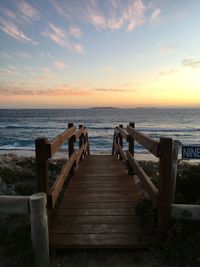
(50, 155), (143, 248)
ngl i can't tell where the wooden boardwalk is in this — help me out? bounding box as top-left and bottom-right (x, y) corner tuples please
(49, 155), (143, 248)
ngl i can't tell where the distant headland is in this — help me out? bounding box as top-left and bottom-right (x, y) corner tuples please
(88, 107), (120, 110)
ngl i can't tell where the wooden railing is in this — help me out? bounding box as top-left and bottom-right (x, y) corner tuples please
(0, 193), (49, 267)
(35, 123), (90, 208)
(112, 123), (179, 237)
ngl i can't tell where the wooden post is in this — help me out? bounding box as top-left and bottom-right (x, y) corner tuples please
(171, 140), (180, 202)
(30, 193), (49, 267)
(158, 137), (173, 238)
(35, 138), (49, 193)
(79, 124), (84, 160)
(115, 127), (119, 159)
(86, 132), (90, 156)
(127, 122), (135, 175)
(112, 133), (115, 155)
(119, 124), (123, 160)
(68, 123), (76, 175)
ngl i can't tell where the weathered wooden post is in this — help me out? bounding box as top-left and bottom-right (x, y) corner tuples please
(119, 124), (123, 160)
(112, 132), (115, 155)
(79, 124), (84, 160)
(30, 193), (49, 267)
(158, 137), (173, 238)
(115, 127), (119, 158)
(171, 140), (180, 202)
(35, 138), (49, 193)
(127, 122), (135, 175)
(86, 132), (90, 156)
(68, 123), (76, 175)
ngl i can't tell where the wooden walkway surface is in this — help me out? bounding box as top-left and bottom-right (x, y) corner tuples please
(50, 155), (143, 248)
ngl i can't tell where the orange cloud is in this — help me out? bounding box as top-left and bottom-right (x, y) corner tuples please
(0, 84), (93, 96)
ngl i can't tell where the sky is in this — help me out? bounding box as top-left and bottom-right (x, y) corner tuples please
(0, 0), (200, 108)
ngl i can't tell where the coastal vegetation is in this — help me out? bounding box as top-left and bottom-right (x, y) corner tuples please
(136, 161), (200, 267)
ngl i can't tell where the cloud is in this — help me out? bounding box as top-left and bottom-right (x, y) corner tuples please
(0, 4), (38, 44)
(72, 43), (84, 53)
(150, 8), (160, 22)
(0, 66), (22, 76)
(43, 22), (84, 53)
(182, 59), (200, 68)
(0, 18), (36, 43)
(69, 26), (82, 38)
(53, 61), (66, 69)
(158, 69), (178, 76)
(84, 0), (146, 31)
(14, 51), (32, 59)
(42, 23), (67, 47)
(16, 1), (39, 23)
(159, 44), (178, 55)
(0, 84), (92, 96)
(94, 88), (130, 92)
(101, 66), (113, 73)
(42, 68), (51, 73)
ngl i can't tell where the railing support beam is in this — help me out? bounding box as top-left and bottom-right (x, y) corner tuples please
(35, 138), (49, 193)
(127, 122), (135, 175)
(158, 137), (173, 238)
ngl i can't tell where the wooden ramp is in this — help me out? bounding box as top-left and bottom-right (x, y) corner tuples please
(50, 155), (143, 248)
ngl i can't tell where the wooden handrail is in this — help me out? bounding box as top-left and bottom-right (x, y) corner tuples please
(77, 143), (85, 165)
(50, 126), (76, 156)
(76, 126), (86, 139)
(127, 151), (159, 206)
(118, 144), (127, 164)
(35, 123), (90, 208)
(112, 122), (179, 239)
(50, 151), (77, 208)
(127, 125), (159, 157)
(118, 126), (128, 141)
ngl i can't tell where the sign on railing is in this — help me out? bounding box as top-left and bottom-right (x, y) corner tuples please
(182, 145), (200, 159)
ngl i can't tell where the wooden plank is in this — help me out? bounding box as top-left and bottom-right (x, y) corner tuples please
(61, 196), (140, 203)
(0, 196), (29, 214)
(127, 151), (158, 206)
(68, 184), (135, 189)
(50, 224), (138, 234)
(58, 208), (136, 216)
(67, 188), (138, 193)
(50, 233), (143, 248)
(54, 215), (139, 224)
(50, 126), (76, 155)
(50, 151), (77, 207)
(69, 177), (133, 182)
(127, 125), (159, 157)
(59, 202), (139, 209)
(65, 192), (136, 198)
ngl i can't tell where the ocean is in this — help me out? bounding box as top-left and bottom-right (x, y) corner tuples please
(0, 108), (200, 156)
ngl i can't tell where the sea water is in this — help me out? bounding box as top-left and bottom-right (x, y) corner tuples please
(0, 108), (200, 155)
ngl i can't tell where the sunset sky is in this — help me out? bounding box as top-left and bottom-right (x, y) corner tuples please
(0, 0), (200, 108)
